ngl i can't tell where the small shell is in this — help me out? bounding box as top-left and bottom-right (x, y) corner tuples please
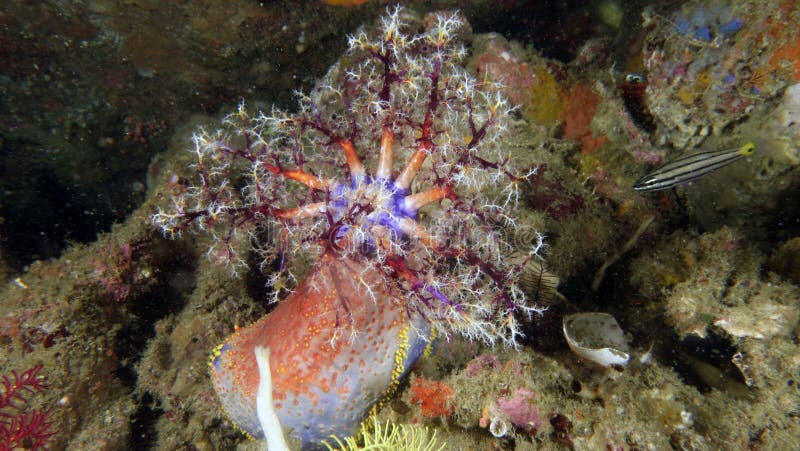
(489, 417), (509, 438)
(563, 312), (630, 367)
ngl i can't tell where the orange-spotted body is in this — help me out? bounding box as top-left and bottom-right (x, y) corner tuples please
(154, 8), (541, 448)
(209, 252), (429, 447)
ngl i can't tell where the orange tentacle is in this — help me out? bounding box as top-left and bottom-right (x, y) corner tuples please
(338, 139), (364, 177)
(403, 186), (456, 212)
(396, 114), (433, 189)
(273, 202), (327, 220)
(283, 169), (328, 190)
(376, 127), (394, 179)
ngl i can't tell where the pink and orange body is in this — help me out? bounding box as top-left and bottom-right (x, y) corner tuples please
(153, 7), (538, 449)
(210, 252), (429, 444)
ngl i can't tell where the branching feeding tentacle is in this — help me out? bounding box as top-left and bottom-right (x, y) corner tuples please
(152, 6), (545, 347)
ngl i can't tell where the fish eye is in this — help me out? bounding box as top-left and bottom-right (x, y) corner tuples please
(625, 73), (646, 83)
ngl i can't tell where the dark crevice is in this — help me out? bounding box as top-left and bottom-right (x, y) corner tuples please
(130, 392), (164, 449)
(115, 238), (197, 382)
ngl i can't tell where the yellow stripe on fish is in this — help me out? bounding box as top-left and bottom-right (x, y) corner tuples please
(633, 142), (755, 192)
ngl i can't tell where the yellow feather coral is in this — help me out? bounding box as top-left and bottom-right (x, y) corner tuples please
(323, 415), (444, 451)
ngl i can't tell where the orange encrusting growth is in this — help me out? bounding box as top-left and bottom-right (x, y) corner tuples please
(765, 2), (800, 81)
(769, 35), (800, 81)
(561, 83), (608, 154)
(409, 377), (455, 418)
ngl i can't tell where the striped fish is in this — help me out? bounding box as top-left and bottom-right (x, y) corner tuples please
(633, 142), (755, 192)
